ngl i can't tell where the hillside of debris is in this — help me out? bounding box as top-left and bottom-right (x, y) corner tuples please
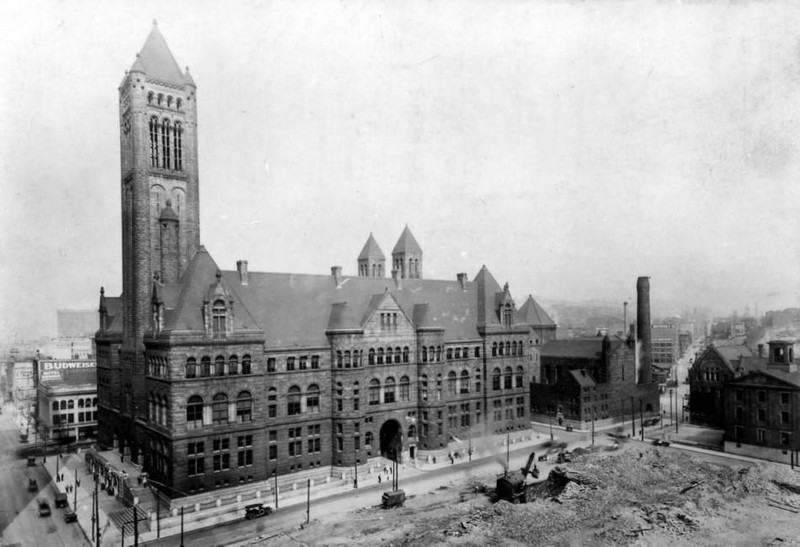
(255, 440), (800, 546)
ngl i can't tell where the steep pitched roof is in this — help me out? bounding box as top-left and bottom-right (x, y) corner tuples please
(358, 233), (385, 260)
(568, 368), (597, 388)
(133, 24), (185, 84)
(475, 265), (503, 328)
(518, 295), (556, 327)
(392, 225), (422, 255)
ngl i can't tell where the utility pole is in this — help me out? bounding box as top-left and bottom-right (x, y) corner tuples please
(549, 415), (553, 441)
(273, 469), (279, 508)
(180, 505), (185, 547)
(95, 473), (100, 547)
(630, 396), (635, 437)
(591, 401), (595, 447)
(133, 504), (138, 547)
(506, 432), (510, 473)
(73, 467), (79, 509)
(155, 484), (160, 538)
(639, 399), (644, 442)
(353, 442), (358, 489)
(306, 478), (311, 524)
(669, 389), (674, 430)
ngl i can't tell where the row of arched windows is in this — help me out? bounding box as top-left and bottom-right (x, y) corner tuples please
(185, 355), (252, 379)
(147, 91), (183, 110)
(186, 391), (253, 429)
(336, 347), (413, 368)
(287, 385), (320, 415)
(491, 341), (524, 357)
(149, 392), (168, 426)
(367, 376), (411, 405)
(149, 116), (183, 171)
(51, 397), (96, 412)
(491, 366), (525, 390)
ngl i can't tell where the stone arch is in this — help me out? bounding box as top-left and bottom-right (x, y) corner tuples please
(379, 419), (403, 462)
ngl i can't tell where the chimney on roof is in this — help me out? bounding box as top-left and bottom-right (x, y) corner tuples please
(636, 276), (653, 384)
(457, 273), (468, 290)
(623, 301), (628, 331)
(757, 343), (764, 358)
(391, 269), (402, 290)
(331, 266), (343, 287)
(237, 260), (249, 285)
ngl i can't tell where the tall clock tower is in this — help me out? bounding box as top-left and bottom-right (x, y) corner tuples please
(119, 22), (200, 346)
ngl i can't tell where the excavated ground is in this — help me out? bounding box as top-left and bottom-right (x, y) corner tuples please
(250, 440), (800, 546)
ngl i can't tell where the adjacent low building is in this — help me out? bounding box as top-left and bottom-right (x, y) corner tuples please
(723, 340), (800, 465)
(37, 359), (98, 444)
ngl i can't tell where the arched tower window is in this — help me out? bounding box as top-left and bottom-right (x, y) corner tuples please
(287, 386), (301, 415)
(236, 391), (252, 422)
(161, 119), (172, 169)
(306, 384), (320, 413)
(212, 393), (228, 424)
(503, 304), (513, 327)
(173, 122), (183, 171)
(149, 116), (160, 167)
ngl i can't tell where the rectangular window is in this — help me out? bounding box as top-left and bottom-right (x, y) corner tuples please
(187, 457), (204, 476)
(287, 357), (295, 371)
(267, 358), (276, 373)
(781, 392), (790, 405)
(237, 450), (253, 467)
(781, 411), (790, 425)
(735, 390), (744, 403)
(299, 356), (308, 370)
(269, 445), (277, 461)
(758, 408), (766, 422)
(757, 391), (766, 403)
(735, 407), (744, 421)
(311, 355), (320, 369)
(756, 429), (766, 445)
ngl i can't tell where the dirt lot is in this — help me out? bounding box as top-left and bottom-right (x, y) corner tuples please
(250, 440), (800, 546)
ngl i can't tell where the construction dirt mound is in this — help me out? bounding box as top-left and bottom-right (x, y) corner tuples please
(252, 441), (800, 546)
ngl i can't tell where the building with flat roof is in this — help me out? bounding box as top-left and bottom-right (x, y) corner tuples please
(37, 360), (97, 444)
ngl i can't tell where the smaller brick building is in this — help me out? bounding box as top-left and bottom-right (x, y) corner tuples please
(687, 342), (759, 426)
(723, 340), (800, 465)
(530, 335), (659, 429)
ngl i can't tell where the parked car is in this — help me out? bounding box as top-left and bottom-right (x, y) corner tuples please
(54, 492), (68, 508)
(28, 478), (37, 492)
(244, 502), (273, 520)
(63, 510), (77, 523)
(38, 501), (51, 517)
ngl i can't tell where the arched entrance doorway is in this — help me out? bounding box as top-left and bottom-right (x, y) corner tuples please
(379, 419), (403, 462)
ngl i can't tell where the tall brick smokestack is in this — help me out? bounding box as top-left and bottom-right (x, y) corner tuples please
(637, 276), (652, 384)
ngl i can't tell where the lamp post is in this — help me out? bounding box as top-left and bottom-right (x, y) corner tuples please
(353, 442), (358, 489)
(548, 415), (553, 441)
(273, 469), (279, 508)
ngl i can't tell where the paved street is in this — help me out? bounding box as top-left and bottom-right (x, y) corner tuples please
(0, 404), (89, 547)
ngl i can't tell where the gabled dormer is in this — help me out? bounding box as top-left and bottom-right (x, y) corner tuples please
(203, 270), (234, 338)
(361, 289), (413, 333)
(497, 282), (516, 328)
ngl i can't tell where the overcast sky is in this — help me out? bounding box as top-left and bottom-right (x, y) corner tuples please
(2, 0), (800, 340)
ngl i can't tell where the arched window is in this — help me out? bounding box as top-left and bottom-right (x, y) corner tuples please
(492, 343), (498, 357)
(161, 118), (171, 169)
(78, 398), (85, 408)
(492, 368), (501, 391)
(167, 95), (173, 108)
(173, 122), (183, 171)
(448, 371), (457, 396)
(408, 425), (417, 439)
(455, 347), (461, 359)
(503, 304), (513, 327)
(306, 384), (320, 413)
(185, 355), (196, 378)
(242, 355), (252, 375)
(512, 341), (517, 356)
(228, 355), (238, 375)
(52, 401), (58, 412)
(147, 91), (154, 104)
(516, 366), (524, 388)
(436, 346), (442, 362)
(422, 346), (428, 363)
(400, 375), (410, 401)
(236, 391), (252, 422)
(157, 93), (164, 105)
(176, 98), (182, 109)
(369, 378), (381, 405)
(420, 374), (429, 401)
(403, 347), (410, 363)
(186, 395), (203, 429)
(384, 377), (396, 403)
(518, 344), (524, 356)
(68, 400), (74, 409)
(201, 356), (211, 377)
(215, 355), (225, 376)
(92, 397), (97, 407)
(365, 432), (373, 448)
(460, 370), (470, 394)
(149, 116), (160, 167)
(344, 350), (351, 368)
(504, 367), (513, 390)
(506, 341), (511, 355)
(157, 394), (165, 425)
(212, 300), (226, 337)
(446, 348), (453, 360)
(60, 400), (67, 410)
(368, 349), (375, 365)
(499, 342), (504, 356)
(212, 393), (228, 424)
(395, 347), (402, 364)
(287, 386), (301, 415)
(377, 348), (384, 365)
(337, 350), (343, 368)
(386, 347), (393, 364)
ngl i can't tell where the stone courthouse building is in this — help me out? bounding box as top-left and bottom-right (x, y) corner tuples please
(95, 25), (557, 497)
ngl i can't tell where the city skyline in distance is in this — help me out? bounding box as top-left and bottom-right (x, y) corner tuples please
(2, 1), (799, 340)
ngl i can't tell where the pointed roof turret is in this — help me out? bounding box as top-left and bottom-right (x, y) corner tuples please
(132, 22), (185, 84)
(358, 233), (385, 260)
(183, 66), (196, 87)
(392, 225), (422, 255)
(518, 294), (556, 327)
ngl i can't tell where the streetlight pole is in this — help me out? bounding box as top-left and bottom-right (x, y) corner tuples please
(273, 469), (279, 508)
(549, 415), (553, 441)
(305, 478), (310, 524)
(353, 443), (358, 489)
(669, 389), (674, 430)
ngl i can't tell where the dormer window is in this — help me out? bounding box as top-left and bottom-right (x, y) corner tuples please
(212, 299), (226, 337)
(502, 304), (513, 327)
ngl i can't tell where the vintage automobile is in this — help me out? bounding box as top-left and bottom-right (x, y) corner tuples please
(381, 489), (406, 509)
(38, 501), (51, 517)
(63, 510), (78, 523)
(244, 502), (273, 520)
(28, 478), (37, 492)
(55, 492), (68, 508)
